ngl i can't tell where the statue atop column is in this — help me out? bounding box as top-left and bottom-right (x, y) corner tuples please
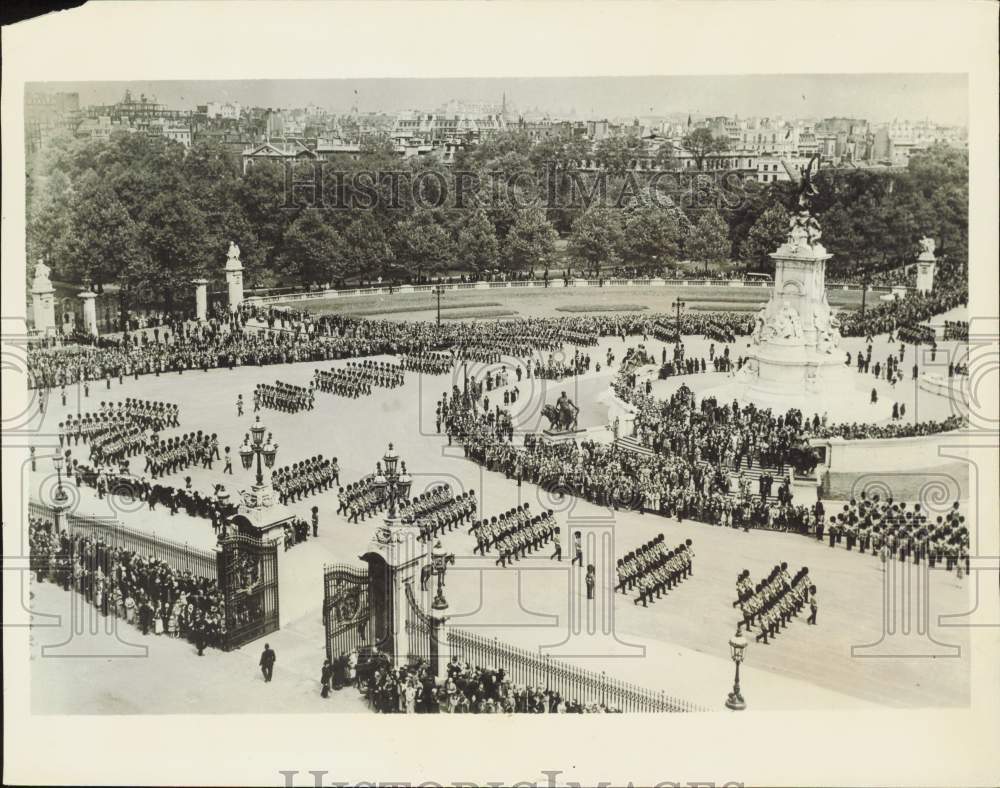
(917, 236), (936, 260)
(33, 258), (53, 289)
(227, 241), (241, 263)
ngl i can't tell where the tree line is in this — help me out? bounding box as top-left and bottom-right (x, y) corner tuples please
(26, 128), (967, 318)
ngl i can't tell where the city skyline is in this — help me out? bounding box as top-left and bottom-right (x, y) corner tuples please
(27, 74), (968, 125)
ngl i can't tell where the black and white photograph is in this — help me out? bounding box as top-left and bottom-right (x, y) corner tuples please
(2, 3), (998, 787)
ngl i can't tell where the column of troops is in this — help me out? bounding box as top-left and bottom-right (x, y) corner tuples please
(399, 352), (453, 375)
(616, 536), (695, 607)
(397, 484), (459, 533)
(410, 490), (477, 542)
(734, 563), (815, 644)
(58, 398), (179, 448)
(144, 431), (221, 477)
(314, 360), (404, 399)
(336, 475), (388, 523)
(468, 504), (559, 567)
(817, 496), (969, 573)
(254, 381), (315, 413)
(272, 455), (339, 504)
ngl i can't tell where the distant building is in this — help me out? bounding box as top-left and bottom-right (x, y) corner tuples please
(24, 91), (80, 153)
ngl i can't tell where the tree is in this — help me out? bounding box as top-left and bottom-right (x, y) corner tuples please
(341, 213), (395, 283)
(594, 135), (647, 177)
(739, 204), (790, 273)
(685, 208), (731, 272)
(60, 171), (143, 290)
(137, 189), (212, 311)
(276, 209), (344, 286)
(568, 207), (625, 277)
(682, 127), (728, 170)
(394, 211), (454, 283)
(623, 205), (683, 269)
(501, 208), (557, 272)
(454, 207), (499, 273)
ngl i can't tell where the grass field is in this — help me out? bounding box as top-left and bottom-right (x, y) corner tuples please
(273, 284), (866, 320)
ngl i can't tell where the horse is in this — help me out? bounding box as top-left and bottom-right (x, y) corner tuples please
(420, 552), (456, 590)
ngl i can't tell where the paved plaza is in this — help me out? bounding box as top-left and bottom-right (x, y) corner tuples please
(27, 326), (972, 713)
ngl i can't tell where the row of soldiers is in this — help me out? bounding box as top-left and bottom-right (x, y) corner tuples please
(619, 537), (695, 607)
(272, 456), (339, 504)
(397, 485), (456, 527)
(734, 563), (815, 643)
(57, 399), (179, 447)
(336, 477), (387, 523)
(412, 491), (477, 542)
(254, 381), (314, 413)
(468, 504), (556, 564)
(818, 497), (968, 572)
(144, 432), (221, 478)
(314, 360), (404, 398)
(400, 352), (453, 375)
(89, 422), (148, 467)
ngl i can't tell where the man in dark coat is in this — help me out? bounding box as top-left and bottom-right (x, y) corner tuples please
(260, 643), (276, 682)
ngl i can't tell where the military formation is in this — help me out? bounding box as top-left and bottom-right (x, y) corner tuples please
(399, 352), (453, 375)
(409, 490), (477, 542)
(819, 494), (968, 572)
(336, 476), (388, 523)
(144, 431), (221, 477)
(254, 381), (315, 413)
(58, 398), (179, 449)
(615, 536), (695, 607)
(733, 563), (815, 643)
(467, 504), (559, 567)
(314, 360), (404, 398)
(272, 455), (339, 504)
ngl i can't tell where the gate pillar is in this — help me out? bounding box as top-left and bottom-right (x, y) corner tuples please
(361, 516), (427, 668)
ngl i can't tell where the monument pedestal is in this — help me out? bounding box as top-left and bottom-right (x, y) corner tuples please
(541, 427), (586, 447)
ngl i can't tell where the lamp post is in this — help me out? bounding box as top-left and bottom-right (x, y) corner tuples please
(672, 297), (686, 341)
(434, 285), (443, 328)
(238, 415), (278, 487)
(725, 623), (748, 710)
(430, 539), (450, 610)
(372, 443), (412, 521)
(52, 452), (68, 502)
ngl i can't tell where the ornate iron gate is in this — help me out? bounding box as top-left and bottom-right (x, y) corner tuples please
(323, 563), (371, 661)
(217, 534), (280, 651)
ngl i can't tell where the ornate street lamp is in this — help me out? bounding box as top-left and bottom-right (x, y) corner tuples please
(52, 453), (67, 502)
(372, 443), (412, 521)
(240, 415), (277, 486)
(672, 298), (686, 340)
(725, 623), (748, 710)
(430, 539), (451, 611)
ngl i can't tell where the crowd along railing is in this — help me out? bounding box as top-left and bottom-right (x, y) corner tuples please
(446, 627), (705, 712)
(29, 499), (218, 580)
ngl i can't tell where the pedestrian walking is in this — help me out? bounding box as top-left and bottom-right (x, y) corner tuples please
(260, 643), (276, 682)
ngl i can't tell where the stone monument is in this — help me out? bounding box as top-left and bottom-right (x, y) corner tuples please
(915, 236), (937, 294)
(31, 259), (56, 335)
(703, 157), (887, 420)
(224, 241), (244, 312)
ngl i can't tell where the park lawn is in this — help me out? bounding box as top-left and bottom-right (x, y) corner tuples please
(271, 284), (865, 320)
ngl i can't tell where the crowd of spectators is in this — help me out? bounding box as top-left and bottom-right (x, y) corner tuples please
(358, 653), (623, 713)
(29, 517), (227, 652)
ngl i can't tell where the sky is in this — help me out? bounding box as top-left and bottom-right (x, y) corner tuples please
(26, 74), (968, 125)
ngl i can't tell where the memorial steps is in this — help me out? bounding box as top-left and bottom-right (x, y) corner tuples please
(613, 437), (787, 505)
